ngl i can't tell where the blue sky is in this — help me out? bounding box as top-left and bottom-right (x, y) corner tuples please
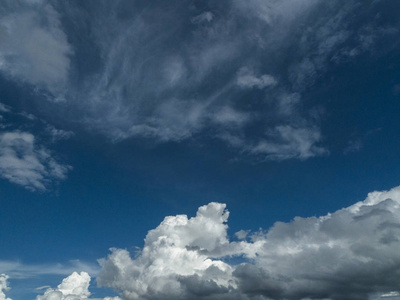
(1, 1), (400, 299)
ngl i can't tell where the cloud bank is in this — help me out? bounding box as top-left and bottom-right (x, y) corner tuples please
(97, 186), (400, 300)
(2, 186), (400, 299)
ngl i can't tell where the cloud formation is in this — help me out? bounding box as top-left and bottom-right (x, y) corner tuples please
(0, 131), (71, 191)
(0, 260), (99, 280)
(97, 186), (400, 300)
(2, 0), (396, 160)
(0, 0), (72, 95)
(0, 103), (72, 191)
(0, 274), (11, 300)
(1, 271), (120, 300)
(36, 272), (91, 300)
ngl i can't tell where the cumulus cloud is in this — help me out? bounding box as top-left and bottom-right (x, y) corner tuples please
(36, 272), (91, 300)
(0, 0), (72, 94)
(0, 130), (71, 191)
(97, 185), (400, 300)
(97, 203), (236, 300)
(0, 274), (11, 300)
(34, 272), (121, 300)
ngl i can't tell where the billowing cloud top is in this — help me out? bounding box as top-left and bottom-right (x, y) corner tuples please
(2, 186), (400, 299)
(96, 186), (400, 300)
(0, 274), (11, 300)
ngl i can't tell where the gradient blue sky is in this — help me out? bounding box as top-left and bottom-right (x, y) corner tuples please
(1, 1), (400, 299)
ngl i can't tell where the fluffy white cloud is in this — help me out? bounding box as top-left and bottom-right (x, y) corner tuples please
(0, 0), (72, 95)
(34, 272), (121, 300)
(0, 130), (71, 191)
(97, 203), (236, 300)
(0, 274), (11, 300)
(97, 185), (400, 300)
(36, 272), (90, 300)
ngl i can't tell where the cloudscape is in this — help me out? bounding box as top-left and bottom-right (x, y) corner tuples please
(1, 0), (400, 299)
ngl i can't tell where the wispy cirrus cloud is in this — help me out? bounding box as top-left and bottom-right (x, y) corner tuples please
(1, 0), (399, 161)
(0, 260), (100, 280)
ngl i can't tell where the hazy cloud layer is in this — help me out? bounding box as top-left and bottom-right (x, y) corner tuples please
(0, 260), (99, 279)
(97, 186), (400, 300)
(2, 0), (397, 160)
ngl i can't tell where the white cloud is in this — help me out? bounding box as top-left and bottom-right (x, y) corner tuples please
(0, 274), (11, 300)
(96, 185), (400, 300)
(34, 272), (121, 300)
(1, 271), (120, 300)
(36, 272), (91, 300)
(97, 203), (235, 300)
(249, 125), (328, 160)
(0, 131), (71, 191)
(0, 0), (72, 94)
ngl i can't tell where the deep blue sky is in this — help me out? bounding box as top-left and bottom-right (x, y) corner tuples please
(1, 1), (400, 299)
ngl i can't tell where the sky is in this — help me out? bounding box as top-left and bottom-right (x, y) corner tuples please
(1, 0), (400, 299)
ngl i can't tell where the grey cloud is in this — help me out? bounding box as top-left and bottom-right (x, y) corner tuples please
(248, 125), (327, 160)
(0, 105), (72, 191)
(0, 260), (100, 279)
(0, 130), (71, 191)
(0, 0), (72, 95)
(45, 124), (74, 141)
(236, 68), (278, 89)
(3, 0), (398, 160)
(191, 12), (213, 24)
(97, 186), (400, 300)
